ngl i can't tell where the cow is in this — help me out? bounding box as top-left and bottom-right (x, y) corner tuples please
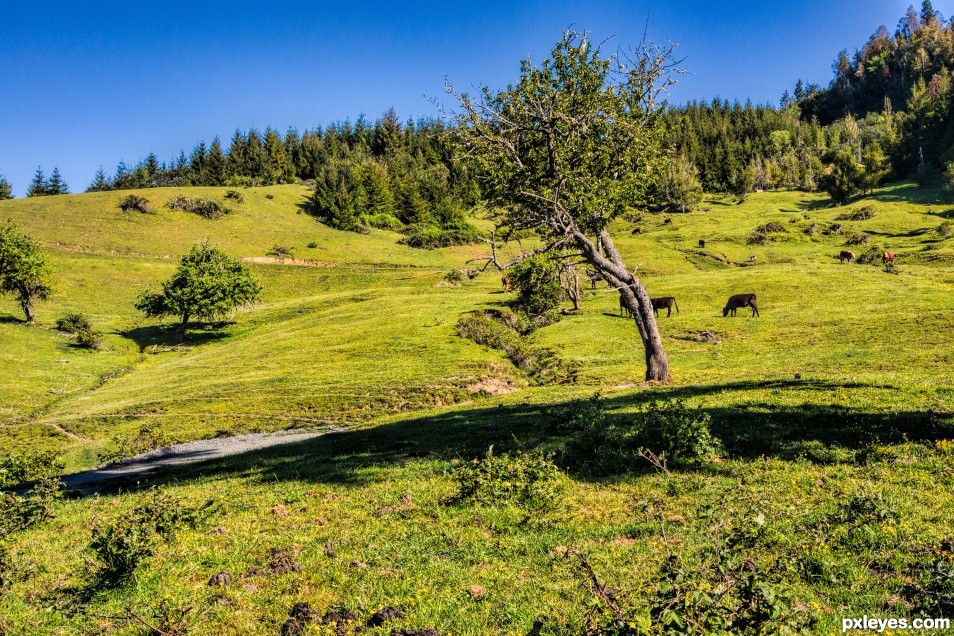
(748, 255), (757, 263)
(651, 296), (679, 317)
(584, 269), (602, 290)
(839, 250), (855, 264)
(501, 274), (512, 293)
(698, 239), (706, 248)
(619, 295), (633, 318)
(723, 293), (759, 317)
(882, 250), (896, 265)
(663, 218), (673, 225)
(631, 227), (642, 235)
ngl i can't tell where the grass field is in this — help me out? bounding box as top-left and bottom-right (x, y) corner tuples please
(1, 183), (953, 634)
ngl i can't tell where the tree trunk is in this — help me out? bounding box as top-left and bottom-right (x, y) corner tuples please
(571, 228), (670, 382)
(21, 298), (35, 326)
(176, 313), (190, 343)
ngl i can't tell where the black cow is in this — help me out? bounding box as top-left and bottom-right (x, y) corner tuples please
(723, 293), (759, 317)
(651, 296), (679, 317)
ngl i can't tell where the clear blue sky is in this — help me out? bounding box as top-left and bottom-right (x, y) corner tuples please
(0, 1), (942, 196)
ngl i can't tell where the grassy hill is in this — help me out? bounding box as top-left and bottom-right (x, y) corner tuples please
(1, 183), (953, 634)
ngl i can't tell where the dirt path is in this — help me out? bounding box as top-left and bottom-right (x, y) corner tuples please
(61, 426), (346, 493)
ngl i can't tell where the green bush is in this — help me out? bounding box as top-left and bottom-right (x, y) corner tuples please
(74, 326), (103, 349)
(267, 245), (294, 258)
(836, 207), (876, 221)
(119, 194), (153, 214)
(643, 398), (718, 464)
(938, 221), (953, 239)
(224, 189), (246, 203)
(167, 196), (231, 220)
(89, 488), (215, 586)
(508, 254), (563, 318)
(454, 447), (563, 512)
(55, 312), (91, 334)
(0, 451), (63, 539)
(0, 451), (62, 489)
(398, 222), (483, 249)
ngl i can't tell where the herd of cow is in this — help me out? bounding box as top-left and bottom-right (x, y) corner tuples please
(499, 248), (898, 321)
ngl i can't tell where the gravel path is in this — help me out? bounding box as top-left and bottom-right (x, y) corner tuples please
(62, 426), (346, 493)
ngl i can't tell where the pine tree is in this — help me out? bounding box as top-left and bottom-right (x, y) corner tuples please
(86, 167), (111, 192)
(0, 174), (13, 200)
(47, 168), (68, 195)
(206, 138), (227, 186)
(26, 167), (48, 197)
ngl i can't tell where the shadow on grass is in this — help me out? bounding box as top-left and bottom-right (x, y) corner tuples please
(0, 313), (25, 325)
(120, 322), (234, 351)
(67, 378), (954, 496)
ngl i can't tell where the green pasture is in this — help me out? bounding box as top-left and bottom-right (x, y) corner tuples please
(0, 183), (953, 633)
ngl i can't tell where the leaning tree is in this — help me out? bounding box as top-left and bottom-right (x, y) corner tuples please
(449, 30), (683, 381)
(135, 241), (261, 342)
(0, 222), (53, 325)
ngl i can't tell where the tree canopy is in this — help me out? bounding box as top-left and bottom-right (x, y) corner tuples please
(0, 223), (53, 325)
(135, 242), (262, 341)
(451, 30), (680, 381)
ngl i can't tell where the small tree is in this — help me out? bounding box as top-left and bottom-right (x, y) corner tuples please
(26, 167), (47, 197)
(658, 154), (704, 212)
(135, 242), (261, 341)
(86, 167), (112, 192)
(820, 146), (862, 205)
(0, 223), (53, 325)
(47, 168), (68, 195)
(0, 174), (12, 200)
(451, 30), (681, 381)
(731, 162), (756, 204)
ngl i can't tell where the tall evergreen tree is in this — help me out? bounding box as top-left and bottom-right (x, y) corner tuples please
(26, 167), (48, 197)
(86, 167), (111, 192)
(0, 174), (13, 200)
(46, 168), (68, 195)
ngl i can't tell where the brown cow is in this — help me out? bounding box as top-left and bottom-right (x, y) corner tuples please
(651, 296), (679, 317)
(839, 250), (855, 264)
(882, 250), (895, 265)
(723, 293), (759, 317)
(501, 274), (512, 293)
(698, 239), (706, 248)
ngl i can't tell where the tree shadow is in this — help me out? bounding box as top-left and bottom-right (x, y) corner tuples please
(927, 209), (954, 220)
(119, 322), (233, 351)
(0, 313), (24, 325)
(63, 378), (954, 496)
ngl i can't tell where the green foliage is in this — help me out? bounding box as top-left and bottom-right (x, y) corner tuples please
(89, 488), (215, 586)
(0, 452), (63, 539)
(820, 147), (862, 205)
(54, 312), (92, 334)
(119, 194), (152, 213)
(0, 222), (53, 325)
(658, 155), (704, 213)
(97, 422), (171, 465)
(224, 189), (246, 203)
(508, 254), (563, 318)
(643, 398), (718, 463)
(836, 206), (876, 221)
(167, 195), (231, 219)
(0, 174), (12, 200)
(398, 222), (482, 249)
(26, 167), (47, 197)
(454, 447), (563, 512)
(135, 241), (261, 338)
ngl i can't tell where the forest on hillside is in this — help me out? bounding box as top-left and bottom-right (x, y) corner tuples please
(8, 3), (954, 222)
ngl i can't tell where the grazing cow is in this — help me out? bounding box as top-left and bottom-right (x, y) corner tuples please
(631, 227), (642, 235)
(584, 269), (602, 290)
(723, 293), (760, 317)
(748, 255), (757, 263)
(882, 250), (896, 265)
(698, 239), (706, 248)
(619, 295), (633, 318)
(839, 250), (855, 264)
(651, 296), (679, 317)
(663, 218), (673, 225)
(501, 274), (512, 293)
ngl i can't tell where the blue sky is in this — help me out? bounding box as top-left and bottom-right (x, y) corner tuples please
(0, 1), (943, 196)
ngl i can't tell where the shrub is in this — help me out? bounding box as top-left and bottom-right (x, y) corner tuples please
(444, 269), (464, 284)
(508, 254), (563, 318)
(0, 451), (62, 489)
(856, 246), (884, 265)
(938, 221), (953, 239)
(0, 451), (63, 539)
(89, 488), (215, 586)
(55, 312), (91, 334)
(74, 326), (103, 349)
(398, 223), (483, 249)
(845, 234), (871, 246)
(224, 189), (246, 203)
(754, 220), (786, 233)
(307, 241), (318, 248)
(836, 207), (876, 221)
(265, 193), (275, 200)
(642, 398), (718, 464)
(119, 194), (153, 214)
(268, 245), (294, 258)
(454, 447), (563, 511)
(97, 422), (171, 465)
(167, 196), (231, 219)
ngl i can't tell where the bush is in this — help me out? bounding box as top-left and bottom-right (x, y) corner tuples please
(508, 254), (563, 318)
(836, 206), (876, 221)
(754, 221), (786, 233)
(74, 326), (103, 349)
(55, 312), (91, 334)
(643, 398), (718, 463)
(307, 241), (318, 248)
(856, 246), (884, 265)
(454, 447), (563, 512)
(119, 194), (153, 214)
(845, 234), (871, 246)
(0, 451), (63, 539)
(0, 451), (62, 489)
(444, 269), (465, 284)
(938, 221), (953, 239)
(398, 223), (483, 249)
(89, 488), (215, 586)
(167, 196), (231, 220)
(265, 193), (275, 200)
(97, 422), (171, 465)
(224, 189), (246, 203)
(267, 245), (294, 258)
